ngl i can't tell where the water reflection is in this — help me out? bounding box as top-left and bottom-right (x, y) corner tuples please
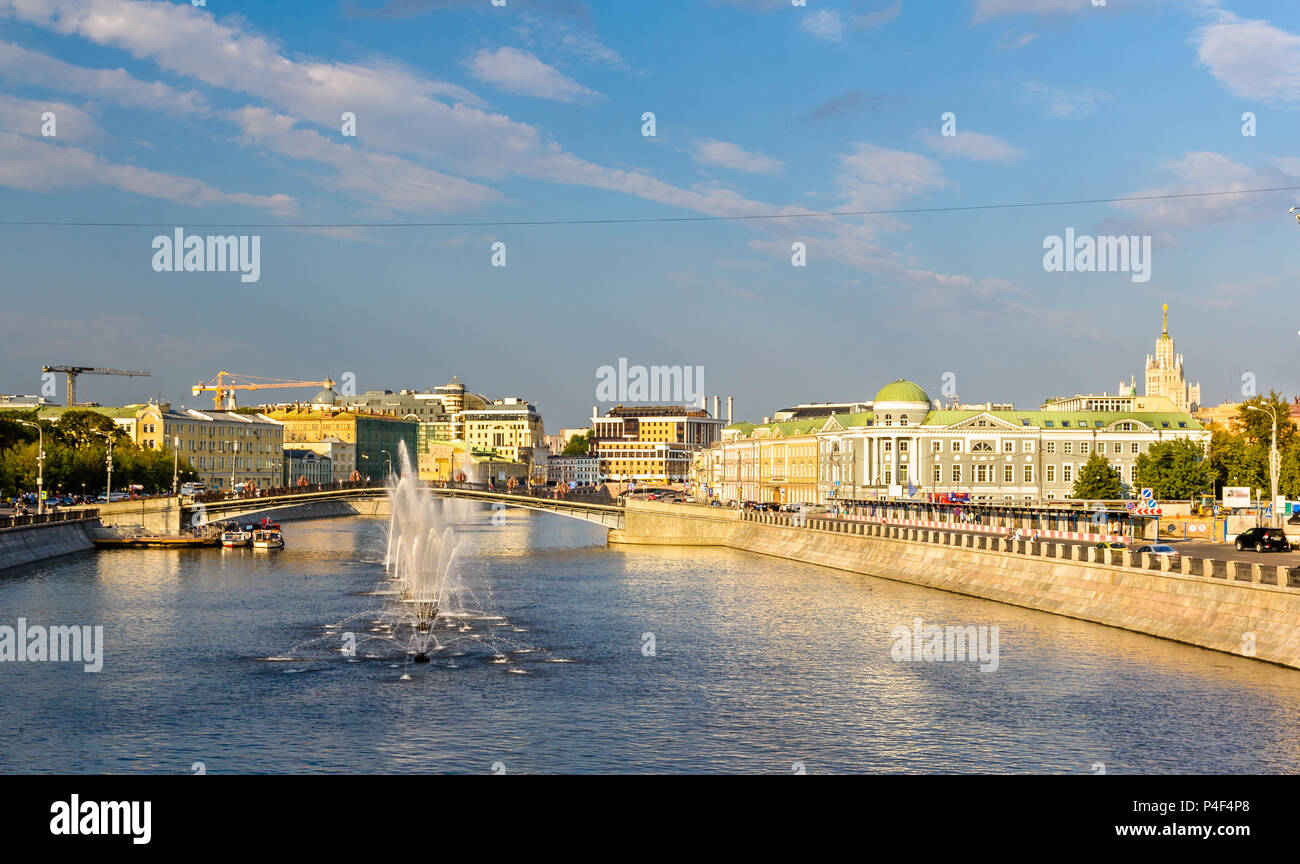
(0, 508), (1296, 774)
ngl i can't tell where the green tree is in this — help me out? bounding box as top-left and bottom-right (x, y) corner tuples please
(53, 409), (124, 449)
(561, 432), (592, 456)
(1072, 452), (1123, 499)
(1134, 438), (1213, 500)
(1234, 391), (1296, 451)
(1208, 425), (1269, 495)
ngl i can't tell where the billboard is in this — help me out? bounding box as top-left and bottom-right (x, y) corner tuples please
(1222, 487), (1251, 508)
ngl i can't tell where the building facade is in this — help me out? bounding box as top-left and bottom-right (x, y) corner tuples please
(591, 405), (725, 484)
(710, 379), (1210, 505)
(135, 403), (285, 490)
(547, 454), (600, 487)
(264, 408), (417, 482)
(1139, 304), (1201, 413)
(283, 449), (333, 486)
(461, 398), (544, 465)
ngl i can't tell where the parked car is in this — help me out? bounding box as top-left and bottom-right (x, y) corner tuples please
(1094, 541), (1128, 550)
(1234, 527), (1292, 553)
(1135, 544), (1180, 562)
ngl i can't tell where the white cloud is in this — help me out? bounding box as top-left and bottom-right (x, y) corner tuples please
(464, 47), (601, 103)
(973, 0), (1110, 22)
(0, 40), (208, 116)
(919, 129), (1023, 162)
(1102, 150), (1298, 234)
(1194, 12), (1300, 103)
(0, 92), (99, 141)
(0, 131), (294, 212)
(801, 10), (847, 42)
(836, 143), (948, 211)
(1023, 81), (1112, 117)
(690, 138), (783, 175)
(227, 107), (502, 214)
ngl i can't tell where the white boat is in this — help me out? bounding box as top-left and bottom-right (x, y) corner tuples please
(251, 528), (284, 549)
(220, 529), (251, 548)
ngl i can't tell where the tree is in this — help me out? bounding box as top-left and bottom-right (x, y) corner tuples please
(1134, 438), (1213, 500)
(561, 432), (592, 456)
(1208, 425), (1269, 495)
(1072, 452), (1122, 499)
(54, 409), (123, 449)
(1234, 391), (1296, 451)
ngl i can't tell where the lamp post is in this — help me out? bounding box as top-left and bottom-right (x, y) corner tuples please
(17, 421), (44, 515)
(93, 430), (114, 502)
(172, 436), (180, 497)
(1245, 404), (1280, 528)
(381, 449), (393, 479)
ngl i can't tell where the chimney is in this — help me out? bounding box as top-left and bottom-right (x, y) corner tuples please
(713, 396), (720, 419)
(726, 396), (733, 424)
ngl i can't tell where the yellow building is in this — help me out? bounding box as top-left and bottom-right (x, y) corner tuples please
(135, 403), (284, 491)
(591, 405), (724, 484)
(716, 419), (823, 504)
(460, 398), (544, 464)
(262, 408), (417, 481)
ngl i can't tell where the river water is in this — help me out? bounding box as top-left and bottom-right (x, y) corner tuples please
(2, 505), (1298, 774)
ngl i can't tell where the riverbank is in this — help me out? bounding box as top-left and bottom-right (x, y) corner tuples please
(0, 515), (99, 571)
(610, 501), (1300, 669)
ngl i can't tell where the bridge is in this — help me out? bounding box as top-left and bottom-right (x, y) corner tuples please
(90, 484), (626, 533)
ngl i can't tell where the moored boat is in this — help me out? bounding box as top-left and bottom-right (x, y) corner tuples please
(220, 529), (251, 548)
(251, 528), (284, 549)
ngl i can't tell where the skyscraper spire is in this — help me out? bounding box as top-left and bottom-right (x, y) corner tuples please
(1162, 302), (1168, 335)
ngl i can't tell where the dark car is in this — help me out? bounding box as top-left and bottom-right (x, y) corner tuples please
(1234, 527), (1291, 553)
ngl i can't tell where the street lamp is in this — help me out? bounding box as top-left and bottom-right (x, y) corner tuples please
(92, 430), (115, 502)
(1245, 404), (1280, 528)
(381, 449), (393, 479)
(16, 421), (44, 515)
(172, 435), (181, 497)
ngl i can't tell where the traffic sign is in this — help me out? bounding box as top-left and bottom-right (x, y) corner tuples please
(1140, 487), (1154, 501)
(1132, 507), (1162, 517)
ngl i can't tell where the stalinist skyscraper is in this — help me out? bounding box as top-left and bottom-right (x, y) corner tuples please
(1142, 303), (1200, 413)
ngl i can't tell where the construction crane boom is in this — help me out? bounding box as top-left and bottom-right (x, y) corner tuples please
(191, 371), (336, 410)
(43, 365), (151, 407)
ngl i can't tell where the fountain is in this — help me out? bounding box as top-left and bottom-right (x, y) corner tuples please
(384, 443), (460, 662)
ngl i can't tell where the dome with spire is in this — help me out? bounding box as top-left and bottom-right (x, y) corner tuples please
(872, 379), (931, 427)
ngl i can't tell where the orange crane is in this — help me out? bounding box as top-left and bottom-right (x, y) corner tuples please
(192, 372), (336, 410)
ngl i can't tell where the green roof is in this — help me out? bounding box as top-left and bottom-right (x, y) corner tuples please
(732, 418), (824, 439)
(874, 379), (930, 404)
(921, 410), (1203, 431)
(34, 405), (143, 420)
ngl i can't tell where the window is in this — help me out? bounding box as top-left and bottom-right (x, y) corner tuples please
(952, 441), (962, 453)
(884, 414), (892, 427)
(933, 465), (941, 482)
(900, 465), (909, 482)
(1096, 442), (1105, 455)
(976, 465), (988, 482)
(1003, 441), (1014, 453)
(933, 441), (942, 452)
(1003, 464), (1013, 483)
(1044, 442), (1056, 454)
(1023, 465), (1033, 483)
(1080, 442), (1090, 455)
(883, 441), (892, 452)
(1024, 441), (1034, 453)
(1046, 465), (1056, 483)
(900, 415), (908, 426)
(1131, 442), (1139, 454)
(1063, 464), (1073, 483)
(972, 441), (993, 453)
(951, 465), (961, 483)
(1063, 442), (1073, 455)
(884, 468), (892, 483)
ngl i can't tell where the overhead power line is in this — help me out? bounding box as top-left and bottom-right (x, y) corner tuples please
(2, 184), (1298, 229)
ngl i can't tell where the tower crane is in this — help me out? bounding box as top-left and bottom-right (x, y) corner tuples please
(42, 365), (151, 407)
(191, 372), (337, 410)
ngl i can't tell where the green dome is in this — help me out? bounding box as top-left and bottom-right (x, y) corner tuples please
(873, 379), (930, 404)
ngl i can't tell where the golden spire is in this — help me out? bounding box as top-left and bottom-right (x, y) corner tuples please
(1161, 303), (1168, 335)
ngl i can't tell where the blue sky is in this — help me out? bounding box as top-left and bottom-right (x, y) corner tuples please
(1, 0), (1299, 427)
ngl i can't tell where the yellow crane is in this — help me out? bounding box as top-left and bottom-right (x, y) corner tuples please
(192, 372), (336, 410)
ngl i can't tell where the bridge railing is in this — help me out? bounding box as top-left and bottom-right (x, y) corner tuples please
(0, 509), (100, 529)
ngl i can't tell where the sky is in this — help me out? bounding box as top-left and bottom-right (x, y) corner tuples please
(1, 0), (1299, 429)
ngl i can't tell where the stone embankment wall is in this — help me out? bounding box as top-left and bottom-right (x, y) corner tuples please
(0, 518), (98, 571)
(610, 502), (1300, 669)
